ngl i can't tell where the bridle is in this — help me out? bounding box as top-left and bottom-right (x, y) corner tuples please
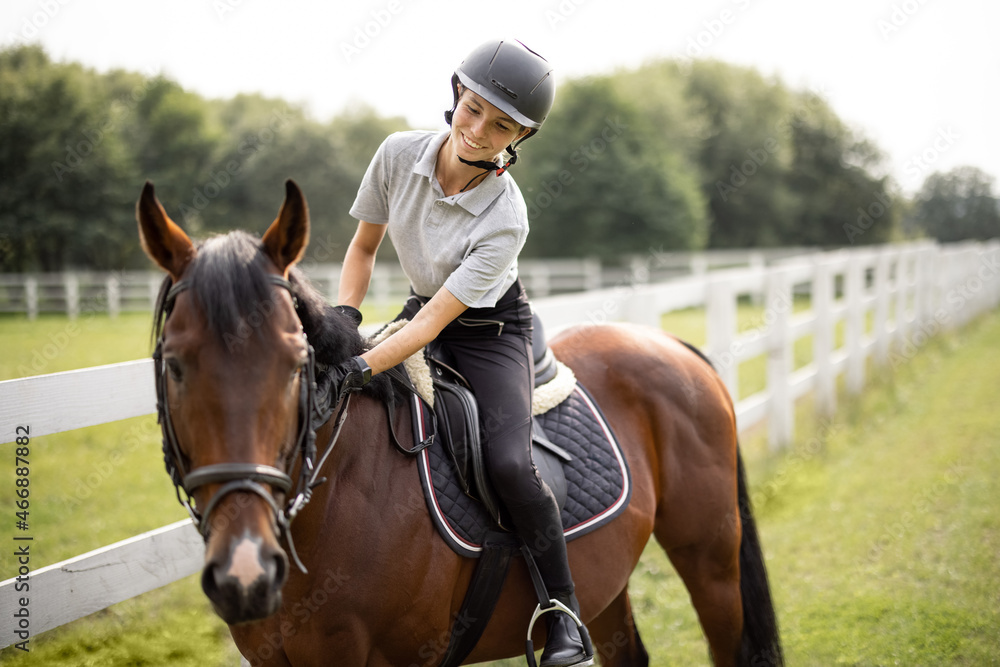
(152, 274), (346, 573)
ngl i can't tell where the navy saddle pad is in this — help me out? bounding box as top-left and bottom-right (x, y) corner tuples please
(410, 382), (632, 559)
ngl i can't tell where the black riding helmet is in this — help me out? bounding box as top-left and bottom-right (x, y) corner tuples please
(445, 39), (555, 178)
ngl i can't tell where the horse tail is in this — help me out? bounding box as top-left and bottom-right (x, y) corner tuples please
(736, 448), (784, 666)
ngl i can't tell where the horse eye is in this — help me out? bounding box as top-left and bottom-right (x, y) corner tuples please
(166, 358), (183, 382)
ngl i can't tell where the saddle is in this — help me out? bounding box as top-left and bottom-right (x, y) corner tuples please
(382, 313), (629, 667)
(426, 320), (571, 530)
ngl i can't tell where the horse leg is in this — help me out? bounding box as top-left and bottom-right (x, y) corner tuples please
(662, 538), (743, 667)
(587, 587), (649, 667)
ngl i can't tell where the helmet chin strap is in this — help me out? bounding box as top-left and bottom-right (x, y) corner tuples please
(457, 155), (502, 172)
(455, 145), (518, 192)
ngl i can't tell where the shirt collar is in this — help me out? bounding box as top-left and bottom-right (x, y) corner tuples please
(414, 130), (510, 216)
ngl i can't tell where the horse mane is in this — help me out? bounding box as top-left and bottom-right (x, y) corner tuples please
(151, 230), (395, 401)
(287, 266), (398, 403)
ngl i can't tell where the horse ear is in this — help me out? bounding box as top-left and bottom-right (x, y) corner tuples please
(262, 179), (310, 276)
(136, 181), (196, 281)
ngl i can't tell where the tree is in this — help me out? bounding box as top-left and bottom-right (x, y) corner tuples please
(0, 45), (134, 271)
(515, 75), (708, 260)
(202, 99), (408, 264)
(0, 45), (410, 272)
(680, 60), (800, 248)
(784, 102), (897, 246)
(909, 167), (1000, 242)
(679, 60), (898, 248)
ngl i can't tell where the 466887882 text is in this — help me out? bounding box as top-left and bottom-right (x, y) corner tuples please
(12, 424), (33, 652)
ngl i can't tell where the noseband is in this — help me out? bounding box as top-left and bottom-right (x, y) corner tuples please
(153, 274), (344, 573)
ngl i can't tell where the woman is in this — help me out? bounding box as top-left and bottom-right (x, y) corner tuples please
(334, 39), (592, 667)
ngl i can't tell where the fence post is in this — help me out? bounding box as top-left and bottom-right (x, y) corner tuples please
(65, 273), (79, 320)
(917, 243), (937, 328)
(106, 275), (121, 319)
(963, 246), (981, 326)
(628, 256), (650, 286)
(893, 249), (909, 345)
(990, 242), (1000, 310)
(26, 277), (38, 320)
(371, 264), (391, 310)
(952, 246), (968, 326)
(911, 245), (925, 329)
(874, 248), (891, 366)
(749, 252), (765, 306)
(706, 277), (737, 400)
(528, 263), (551, 298)
(583, 258), (602, 291)
(846, 254), (865, 395)
(690, 253), (708, 276)
(148, 275), (161, 313)
(813, 257), (835, 418)
(327, 268), (341, 303)
(766, 267), (793, 450)
(973, 243), (996, 318)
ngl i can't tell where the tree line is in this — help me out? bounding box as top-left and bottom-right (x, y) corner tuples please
(1, 44), (996, 272)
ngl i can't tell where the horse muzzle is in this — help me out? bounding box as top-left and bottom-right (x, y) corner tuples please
(202, 530), (289, 624)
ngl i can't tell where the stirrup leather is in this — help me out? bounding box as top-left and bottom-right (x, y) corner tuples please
(525, 599), (595, 667)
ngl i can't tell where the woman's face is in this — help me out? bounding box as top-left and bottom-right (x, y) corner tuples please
(450, 88), (529, 162)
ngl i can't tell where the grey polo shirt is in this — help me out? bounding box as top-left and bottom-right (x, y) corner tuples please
(349, 130), (529, 308)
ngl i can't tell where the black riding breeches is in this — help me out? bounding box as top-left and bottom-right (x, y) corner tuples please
(395, 281), (547, 510)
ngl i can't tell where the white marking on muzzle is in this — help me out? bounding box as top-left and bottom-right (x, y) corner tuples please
(228, 536), (267, 588)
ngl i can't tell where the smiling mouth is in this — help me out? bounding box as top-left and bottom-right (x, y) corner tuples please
(462, 134), (485, 150)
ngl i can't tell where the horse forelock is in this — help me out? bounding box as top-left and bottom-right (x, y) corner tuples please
(185, 232), (281, 341)
(150, 231), (307, 345)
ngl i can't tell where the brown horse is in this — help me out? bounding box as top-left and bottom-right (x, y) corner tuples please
(137, 179), (782, 667)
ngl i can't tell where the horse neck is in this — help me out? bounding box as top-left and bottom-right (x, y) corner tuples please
(292, 395), (416, 560)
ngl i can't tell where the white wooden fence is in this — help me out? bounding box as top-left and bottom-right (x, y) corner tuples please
(0, 249), (815, 318)
(2, 239), (998, 649)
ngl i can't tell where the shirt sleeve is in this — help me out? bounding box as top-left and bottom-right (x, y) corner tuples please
(443, 204), (529, 307)
(349, 136), (391, 224)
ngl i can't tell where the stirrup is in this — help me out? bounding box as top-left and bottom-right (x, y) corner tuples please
(525, 598), (595, 667)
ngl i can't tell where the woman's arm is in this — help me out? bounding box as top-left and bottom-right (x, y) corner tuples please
(337, 221), (387, 307)
(361, 286), (467, 375)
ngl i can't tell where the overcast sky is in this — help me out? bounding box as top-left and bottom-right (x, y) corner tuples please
(3, 0), (998, 194)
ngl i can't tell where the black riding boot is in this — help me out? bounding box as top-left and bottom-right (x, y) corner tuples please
(507, 485), (593, 667)
(539, 588), (591, 667)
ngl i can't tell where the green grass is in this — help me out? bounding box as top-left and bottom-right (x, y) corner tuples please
(3, 305), (999, 665)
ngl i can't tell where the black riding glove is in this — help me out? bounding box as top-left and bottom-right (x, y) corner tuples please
(334, 305), (363, 327)
(335, 355), (372, 394)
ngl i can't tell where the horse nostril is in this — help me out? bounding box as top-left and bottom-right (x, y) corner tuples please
(269, 549), (289, 592)
(201, 561), (223, 599)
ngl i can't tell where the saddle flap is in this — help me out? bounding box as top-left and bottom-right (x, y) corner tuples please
(432, 379), (474, 495)
(431, 376), (507, 527)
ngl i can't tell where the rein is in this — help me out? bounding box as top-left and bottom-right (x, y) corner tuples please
(153, 274), (344, 573)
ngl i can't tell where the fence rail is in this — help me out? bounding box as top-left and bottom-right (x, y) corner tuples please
(0, 249), (816, 318)
(2, 239), (999, 649)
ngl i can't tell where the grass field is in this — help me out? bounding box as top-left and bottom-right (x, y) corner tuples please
(2, 302), (998, 665)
